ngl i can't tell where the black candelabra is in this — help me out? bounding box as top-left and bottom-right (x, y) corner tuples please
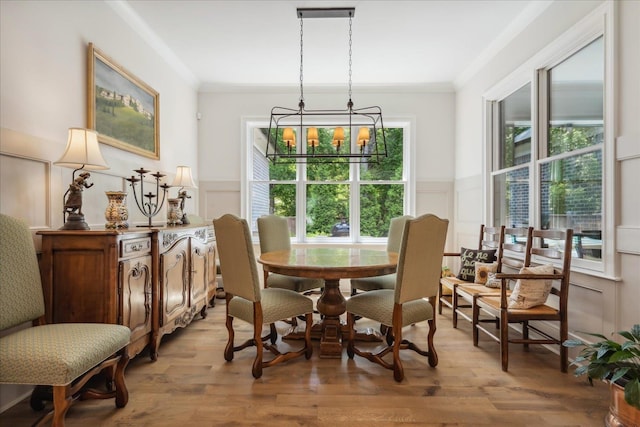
(125, 168), (170, 227)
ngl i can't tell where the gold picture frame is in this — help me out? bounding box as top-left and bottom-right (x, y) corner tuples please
(87, 43), (160, 159)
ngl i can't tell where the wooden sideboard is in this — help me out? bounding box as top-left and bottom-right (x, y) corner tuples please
(38, 224), (217, 360)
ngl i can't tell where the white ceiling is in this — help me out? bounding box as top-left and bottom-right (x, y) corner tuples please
(115, 0), (553, 91)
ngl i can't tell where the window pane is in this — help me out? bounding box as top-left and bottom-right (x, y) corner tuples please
(250, 183), (297, 238)
(306, 127), (350, 181)
(540, 152), (602, 260)
(499, 83), (531, 169)
(254, 129), (296, 180)
(360, 128), (403, 180)
(548, 37), (604, 156)
(493, 168), (529, 228)
(306, 184), (349, 237)
(360, 184), (404, 237)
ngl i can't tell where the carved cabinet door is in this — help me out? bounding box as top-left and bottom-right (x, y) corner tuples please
(159, 237), (189, 327)
(119, 255), (153, 345)
(190, 238), (209, 309)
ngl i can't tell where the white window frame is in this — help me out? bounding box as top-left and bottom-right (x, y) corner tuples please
(483, 2), (616, 277)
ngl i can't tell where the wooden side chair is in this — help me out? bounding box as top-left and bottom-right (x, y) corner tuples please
(214, 214), (313, 379)
(346, 214), (449, 382)
(472, 228), (573, 372)
(438, 224), (503, 322)
(0, 214), (131, 427)
(257, 214), (323, 293)
(453, 226), (533, 327)
(350, 215), (413, 296)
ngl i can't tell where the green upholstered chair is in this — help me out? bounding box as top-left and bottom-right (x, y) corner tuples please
(346, 214), (449, 382)
(0, 214), (131, 427)
(214, 214), (313, 379)
(350, 215), (413, 296)
(257, 214), (323, 293)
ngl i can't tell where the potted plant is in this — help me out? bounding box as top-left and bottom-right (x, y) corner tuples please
(563, 324), (640, 426)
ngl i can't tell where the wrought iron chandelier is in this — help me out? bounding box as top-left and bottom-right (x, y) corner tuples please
(265, 7), (387, 164)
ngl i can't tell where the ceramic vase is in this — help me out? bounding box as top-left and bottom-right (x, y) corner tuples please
(105, 191), (129, 229)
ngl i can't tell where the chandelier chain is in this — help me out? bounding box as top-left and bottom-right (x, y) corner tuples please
(299, 16), (304, 104)
(348, 13), (353, 101)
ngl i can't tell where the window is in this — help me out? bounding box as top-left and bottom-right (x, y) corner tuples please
(248, 124), (407, 242)
(488, 32), (607, 269)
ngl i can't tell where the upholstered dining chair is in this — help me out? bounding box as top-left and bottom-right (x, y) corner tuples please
(472, 228), (573, 372)
(214, 214), (313, 378)
(350, 215), (413, 296)
(346, 214), (449, 382)
(0, 214), (131, 427)
(257, 214), (323, 293)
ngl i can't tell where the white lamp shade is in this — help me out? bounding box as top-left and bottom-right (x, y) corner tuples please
(172, 166), (197, 188)
(54, 128), (109, 170)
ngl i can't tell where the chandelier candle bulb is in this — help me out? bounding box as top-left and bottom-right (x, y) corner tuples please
(283, 128), (296, 149)
(307, 127), (319, 148)
(332, 127), (345, 150)
(357, 127), (370, 147)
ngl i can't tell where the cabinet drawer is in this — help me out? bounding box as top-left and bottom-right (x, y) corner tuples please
(121, 237), (151, 257)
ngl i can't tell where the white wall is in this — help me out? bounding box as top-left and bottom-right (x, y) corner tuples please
(0, 0), (200, 230)
(197, 88), (456, 222)
(0, 0), (199, 411)
(454, 0), (640, 332)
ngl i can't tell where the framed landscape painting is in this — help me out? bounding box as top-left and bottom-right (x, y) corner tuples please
(87, 43), (160, 159)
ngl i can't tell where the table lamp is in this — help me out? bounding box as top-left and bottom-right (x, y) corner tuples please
(55, 128), (110, 230)
(171, 165), (197, 224)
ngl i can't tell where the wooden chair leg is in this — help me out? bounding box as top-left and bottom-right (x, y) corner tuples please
(437, 282), (443, 315)
(114, 351), (129, 408)
(427, 317), (438, 367)
(51, 386), (72, 427)
(252, 322), (264, 379)
(452, 284), (459, 328)
(346, 313), (356, 359)
(500, 311), (509, 372)
(224, 315), (235, 361)
(392, 322), (404, 382)
(304, 312), (313, 359)
(472, 297), (479, 346)
(522, 320), (529, 350)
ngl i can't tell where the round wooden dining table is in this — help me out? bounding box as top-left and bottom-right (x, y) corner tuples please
(258, 247), (398, 358)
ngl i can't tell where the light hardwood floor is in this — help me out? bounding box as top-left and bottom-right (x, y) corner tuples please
(1, 289), (609, 426)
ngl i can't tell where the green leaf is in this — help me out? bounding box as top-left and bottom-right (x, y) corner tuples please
(609, 349), (633, 362)
(563, 339), (586, 348)
(624, 378), (640, 410)
(610, 367), (629, 383)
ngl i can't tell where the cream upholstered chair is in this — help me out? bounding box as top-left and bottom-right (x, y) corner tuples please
(257, 214), (323, 293)
(0, 214), (131, 427)
(214, 214), (313, 378)
(350, 215), (413, 295)
(346, 214), (448, 382)
(472, 228), (573, 372)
